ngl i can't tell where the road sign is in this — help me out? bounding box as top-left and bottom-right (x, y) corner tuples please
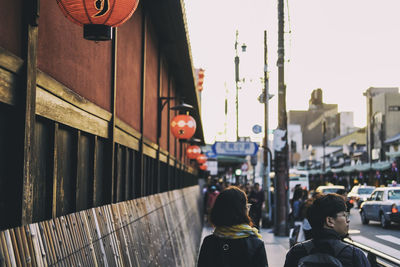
(212, 141), (259, 156)
(252, 124), (262, 134)
(205, 151), (217, 158)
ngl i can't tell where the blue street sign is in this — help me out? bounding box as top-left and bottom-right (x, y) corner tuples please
(212, 141), (259, 156)
(205, 151), (217, 158)
(252, 124), (262, 134)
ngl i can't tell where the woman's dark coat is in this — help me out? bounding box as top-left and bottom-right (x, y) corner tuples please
(197, 234), (268, 267)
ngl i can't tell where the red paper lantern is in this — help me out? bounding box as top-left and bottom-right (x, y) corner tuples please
(187, 145), (201, 159)
(197, 69), (205, 92)
(170, 114), (196, 140)
(196, 154), (207, 164)
(199, 164), (207, 171)
(56, 0), (139, 40)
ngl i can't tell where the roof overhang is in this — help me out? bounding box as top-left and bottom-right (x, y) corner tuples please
(144, 0), (205, 144)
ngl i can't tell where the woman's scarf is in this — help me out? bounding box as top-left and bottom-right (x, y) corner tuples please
(213, 224), (262, 240)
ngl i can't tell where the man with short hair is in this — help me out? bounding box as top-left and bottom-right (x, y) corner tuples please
(284, 193), (370, 267)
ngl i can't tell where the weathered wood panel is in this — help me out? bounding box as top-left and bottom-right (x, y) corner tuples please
(33, 117), (53, 222)
(76, 132), (94, 212)
(93, 136), (110, 208)
(56, 126), (77, 217)
(115, 144), (125, 203)
(0, 103), (22, 230)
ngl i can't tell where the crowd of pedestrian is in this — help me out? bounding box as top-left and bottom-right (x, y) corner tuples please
(198, 179), (372, 267)
(202, 181), (265, 229)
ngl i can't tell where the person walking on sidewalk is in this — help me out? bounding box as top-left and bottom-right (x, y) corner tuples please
(197, 186), (268, 267)
(284, 193), (370, 267)
(248, 183), (265, 230)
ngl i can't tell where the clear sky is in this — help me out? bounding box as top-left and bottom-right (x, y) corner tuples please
(184, 0), (400, 144)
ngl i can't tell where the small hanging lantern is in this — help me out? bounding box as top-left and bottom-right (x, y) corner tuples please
(186, 145), (201, 159)
(170, 114), (196, 140)
(196, 154), (207, 164)
(56, 0), (139, 41)
(197, 69), (205, 92)
(199, 164), (207, 171)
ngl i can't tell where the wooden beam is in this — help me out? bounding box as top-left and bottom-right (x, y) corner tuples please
(36, 87), (109, 138)
(139, 10), (147, 197)
(36, 70), (112, 122)
(167, 75), (171, 190)
(92, 136), (99, 207)
(20, 2), (39, 225)
(0, 47), (23, 106)
(51, 123), (59, 218)
(156, 49), (162, 193)
(110, 28), (117, 203)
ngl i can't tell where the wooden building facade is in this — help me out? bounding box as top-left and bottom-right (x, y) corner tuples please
(0, 0), (204, 231)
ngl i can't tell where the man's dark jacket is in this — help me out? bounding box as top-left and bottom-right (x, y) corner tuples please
(284, 228), (370, 267)
(197, 234), (268, 267)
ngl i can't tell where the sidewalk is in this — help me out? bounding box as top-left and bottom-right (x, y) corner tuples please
(200, 225), (290, 266)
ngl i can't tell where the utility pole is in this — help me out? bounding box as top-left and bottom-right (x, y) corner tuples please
(235, 30), (240, 141)
(224, 82), (228, 141)
(364, 89), (373, 165)
(263, 30), (272, 225)
(274, 0), (289, 236)
(322, 120), (326, 173)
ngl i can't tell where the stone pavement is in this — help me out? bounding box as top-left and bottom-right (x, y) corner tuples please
(199, 225), (290, 267)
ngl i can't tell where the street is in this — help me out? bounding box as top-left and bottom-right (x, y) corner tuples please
(348, 207), (400, 260)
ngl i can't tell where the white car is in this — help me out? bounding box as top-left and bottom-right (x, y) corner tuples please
(359, 187), (400, 228)
(347, 185), (376, 208)
(315, 185), (345, 194)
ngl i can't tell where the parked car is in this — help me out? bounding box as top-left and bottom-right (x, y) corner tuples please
(347, 185), (376, 208)
(315, 185), (345, 194)
(315, 185), (352, 211)
(359, 187), (400, 228)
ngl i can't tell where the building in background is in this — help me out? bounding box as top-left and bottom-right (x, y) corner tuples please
(288, 89), (354, 147)
(365, 87), (400, 161)
(288, 124), (302, 167)
(288, 89), (354, 168)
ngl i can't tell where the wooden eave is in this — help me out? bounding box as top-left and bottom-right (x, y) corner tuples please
(144, 0), (205, 145)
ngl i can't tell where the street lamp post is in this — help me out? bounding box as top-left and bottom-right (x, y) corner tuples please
(234, 30), (246, 141)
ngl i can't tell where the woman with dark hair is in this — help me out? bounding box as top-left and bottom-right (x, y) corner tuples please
(197, 186), (268, 267)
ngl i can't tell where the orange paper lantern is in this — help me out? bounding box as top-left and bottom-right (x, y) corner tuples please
(199, 164), (207, 171)
(187, 145), (201, 159)
(197, 69), (205, 92)
(170, 114), (196, 140)
(56, 0), (139, 40)
(196, 154), (207, 164)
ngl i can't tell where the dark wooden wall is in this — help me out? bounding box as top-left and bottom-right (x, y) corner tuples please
(0, 0), (201, 231)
